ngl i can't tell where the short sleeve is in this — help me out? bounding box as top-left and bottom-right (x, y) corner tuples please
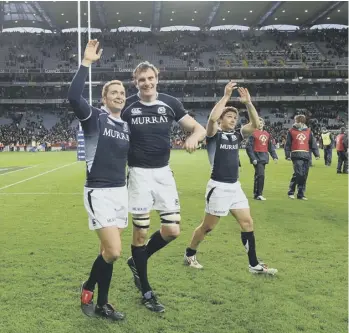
(170, 97), (188, 122)
(206, 131), (219, 141)
(236, 129), (244, 143)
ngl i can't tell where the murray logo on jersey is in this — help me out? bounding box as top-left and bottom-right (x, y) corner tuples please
(131, 115), (169, 125)
(220, 144), (239, 150)
(103, 128), (130, 141)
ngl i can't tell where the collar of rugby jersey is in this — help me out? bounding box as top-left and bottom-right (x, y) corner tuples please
(101, 105), (123, 122)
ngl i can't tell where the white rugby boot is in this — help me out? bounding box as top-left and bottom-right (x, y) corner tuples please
(184, 253), (203, 269)
(249, 263), (278, 275)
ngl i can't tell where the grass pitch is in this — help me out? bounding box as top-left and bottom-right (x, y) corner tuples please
(0, 150), (347, 333)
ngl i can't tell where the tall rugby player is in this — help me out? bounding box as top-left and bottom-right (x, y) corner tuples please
(121, 61), (206, 312)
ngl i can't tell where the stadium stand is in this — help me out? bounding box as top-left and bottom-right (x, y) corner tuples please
(0, 1), (347, 152)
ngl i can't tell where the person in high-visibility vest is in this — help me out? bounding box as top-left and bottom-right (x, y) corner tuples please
(320, 127), (334, 167)
(336, 127), (348, 174)
(246, 118), (278, 201)
(285, 115), (320, 200)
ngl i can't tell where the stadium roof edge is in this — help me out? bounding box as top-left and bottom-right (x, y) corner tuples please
(2, 24), (348, 34)
(1, 1), (348, 32)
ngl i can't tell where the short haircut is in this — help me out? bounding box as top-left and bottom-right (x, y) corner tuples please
(133, 61), (159, 80)
(295, 114), (306, 124)
(102, 80), (124, 98)
(340, 127), (346, 133)
(220, 107), (239, 119)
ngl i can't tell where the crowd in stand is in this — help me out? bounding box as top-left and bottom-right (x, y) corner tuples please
(0, 103), (346, 148)
(0, 109), (77, 147)
(0, 29), (347, 149)
(1, 82), (347, 100)
(0, 29), (347, 71)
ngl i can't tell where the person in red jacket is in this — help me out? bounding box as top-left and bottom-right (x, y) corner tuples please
(285, 115), (320, 200)
(336, 127), (348, 174)
(246, 118), (278, 200)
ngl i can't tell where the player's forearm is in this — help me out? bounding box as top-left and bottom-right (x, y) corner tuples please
(67, 65), (91, 119)
(245, 102), (259, 129)
(189, 123), (206, 142)
(68, 65), (89, 102)
(209, 95), (230, 122)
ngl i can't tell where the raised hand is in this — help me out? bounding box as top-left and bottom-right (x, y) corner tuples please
(224, 81), (237, 97)
(83, 39), (103, 64)
(237, 87), (252, 105)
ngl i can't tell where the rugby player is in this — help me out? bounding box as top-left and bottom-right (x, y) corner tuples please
(121, 61), (206, 312)
(68, 40), (129, 321)
(184, 81), (277, 275)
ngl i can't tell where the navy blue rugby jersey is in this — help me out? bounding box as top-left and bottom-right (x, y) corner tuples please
(206, 129), (244, 183)
(121, 93), (187, 168)
(68, 66), (129, 188)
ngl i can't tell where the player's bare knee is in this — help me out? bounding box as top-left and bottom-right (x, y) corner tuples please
(239, 217), (254, 231)
(103, 247), (121, 263)
(160, 212), (181, 240)
(161, 225), (180, 241)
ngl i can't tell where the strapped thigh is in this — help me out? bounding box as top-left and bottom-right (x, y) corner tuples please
(132, 213), (150, 229)
(159, 211), (181, 226)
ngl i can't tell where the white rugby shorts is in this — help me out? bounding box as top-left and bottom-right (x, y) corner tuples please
(205, 179), (249, 216)
(127, 166), (180, 214)
(83, 186), (128, 230)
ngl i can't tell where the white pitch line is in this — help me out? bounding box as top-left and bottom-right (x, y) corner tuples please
(0, 162), (78, 191)
(0, 192), (81, 195)
(0, 164), (38, 176)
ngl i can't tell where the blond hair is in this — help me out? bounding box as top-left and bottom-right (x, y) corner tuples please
(102, 80), (124, 99)
(132, 61), (159, 80)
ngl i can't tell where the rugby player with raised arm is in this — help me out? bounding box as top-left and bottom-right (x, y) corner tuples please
(68, 40), (129, 321)
(184, 81), (278, 276)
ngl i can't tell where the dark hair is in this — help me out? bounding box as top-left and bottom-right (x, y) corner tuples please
(220, 107), (239, 119)
(295, 114), (306, 124)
